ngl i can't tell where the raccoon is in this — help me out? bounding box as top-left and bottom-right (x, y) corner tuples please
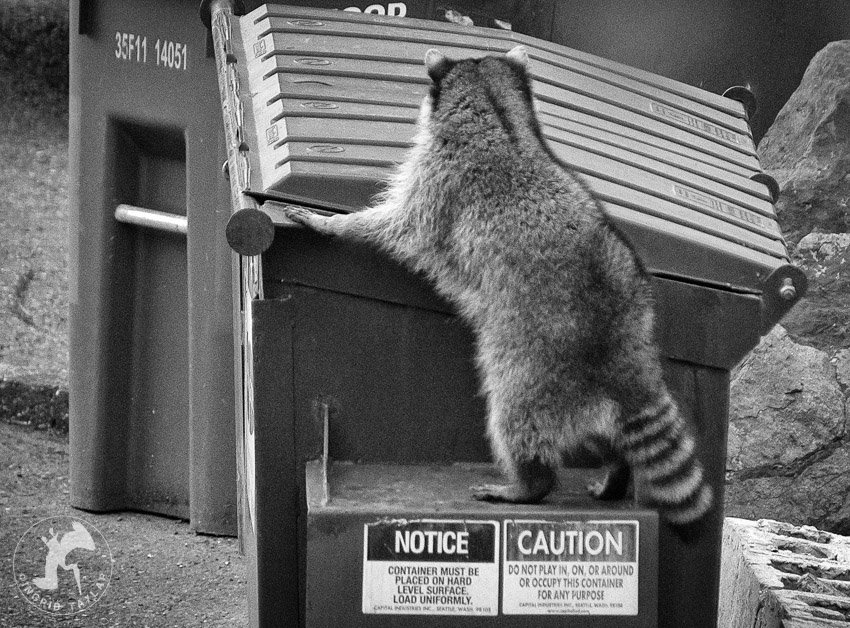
(285, 46), (713, 533)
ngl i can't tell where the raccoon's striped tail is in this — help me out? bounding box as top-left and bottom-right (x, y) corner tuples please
(617, 392), (713, 532)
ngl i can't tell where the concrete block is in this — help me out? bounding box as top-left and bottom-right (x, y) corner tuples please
(720, 517), (850, 627)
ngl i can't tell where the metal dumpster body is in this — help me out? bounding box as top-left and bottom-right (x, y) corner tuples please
(207, 4), (804, 627)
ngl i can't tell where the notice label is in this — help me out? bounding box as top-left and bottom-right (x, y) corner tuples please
(502, 520), (639, 615)
(362, 519), (498, 616)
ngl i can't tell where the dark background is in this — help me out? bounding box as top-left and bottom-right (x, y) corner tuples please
(535, 0), (850, 143)
(445, 0), (850, 143)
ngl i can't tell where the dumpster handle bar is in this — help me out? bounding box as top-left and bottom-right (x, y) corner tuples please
(115, 204), (187, 235)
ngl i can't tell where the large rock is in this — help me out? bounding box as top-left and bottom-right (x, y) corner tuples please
(757, 42), (850, 351)
(726, 330), (850, 533)
(757, 40), (850, 245)
(726, 447), (850, 536)
(781, 232), (850, 351)
(728, 326), (844, 473)
(727, 42), (850, 532)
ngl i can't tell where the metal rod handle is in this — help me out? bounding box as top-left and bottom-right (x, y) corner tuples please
(115, 204), (188, 235)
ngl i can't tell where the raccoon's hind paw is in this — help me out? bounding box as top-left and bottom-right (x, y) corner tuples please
(587, 463), (631, 501)
(587, 479), (627, 501)
(471, 482), (549, 504)
(472, 460), (556, 503)
(472, 484), (512, 503)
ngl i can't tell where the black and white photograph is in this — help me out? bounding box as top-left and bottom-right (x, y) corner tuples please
(2, 1), (849, 626)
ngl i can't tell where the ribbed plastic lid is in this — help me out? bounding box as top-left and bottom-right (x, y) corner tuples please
(235, 4), (788, 291)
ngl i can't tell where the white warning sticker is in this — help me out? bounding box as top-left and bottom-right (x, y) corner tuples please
(362, 519), (499, 616)
(502, 520), (639, 615)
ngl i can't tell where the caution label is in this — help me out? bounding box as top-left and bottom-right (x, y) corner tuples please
(362, 519), (499, 616)
(502, 520), (639, 615)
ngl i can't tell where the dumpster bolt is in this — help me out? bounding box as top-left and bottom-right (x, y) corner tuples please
(780, 278), (797, 301)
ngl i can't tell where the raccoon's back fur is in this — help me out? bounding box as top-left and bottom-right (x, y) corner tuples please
(285, 46), (713, 531)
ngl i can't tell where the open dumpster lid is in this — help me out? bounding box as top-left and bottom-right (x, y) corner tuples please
(214, 3), (798, 295)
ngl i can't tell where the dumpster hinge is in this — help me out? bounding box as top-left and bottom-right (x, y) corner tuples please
(760, 264), (808, 335)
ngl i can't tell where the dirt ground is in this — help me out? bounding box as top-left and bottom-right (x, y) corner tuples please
(0, 423), (248, 627)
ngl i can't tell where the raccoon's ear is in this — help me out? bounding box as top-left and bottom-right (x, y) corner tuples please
(424, 48), (451, 82)
(506, 45), (529, 68)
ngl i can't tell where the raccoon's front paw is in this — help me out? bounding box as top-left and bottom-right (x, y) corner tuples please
(284, 206), (319, 228)
(285, 206), (338, 236)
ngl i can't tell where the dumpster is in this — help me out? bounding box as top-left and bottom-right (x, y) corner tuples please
(204, 3), (805, 627)
(68, 0), (238, 534)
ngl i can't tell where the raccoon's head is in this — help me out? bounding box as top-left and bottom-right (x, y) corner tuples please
(419, 45), (542, 146)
